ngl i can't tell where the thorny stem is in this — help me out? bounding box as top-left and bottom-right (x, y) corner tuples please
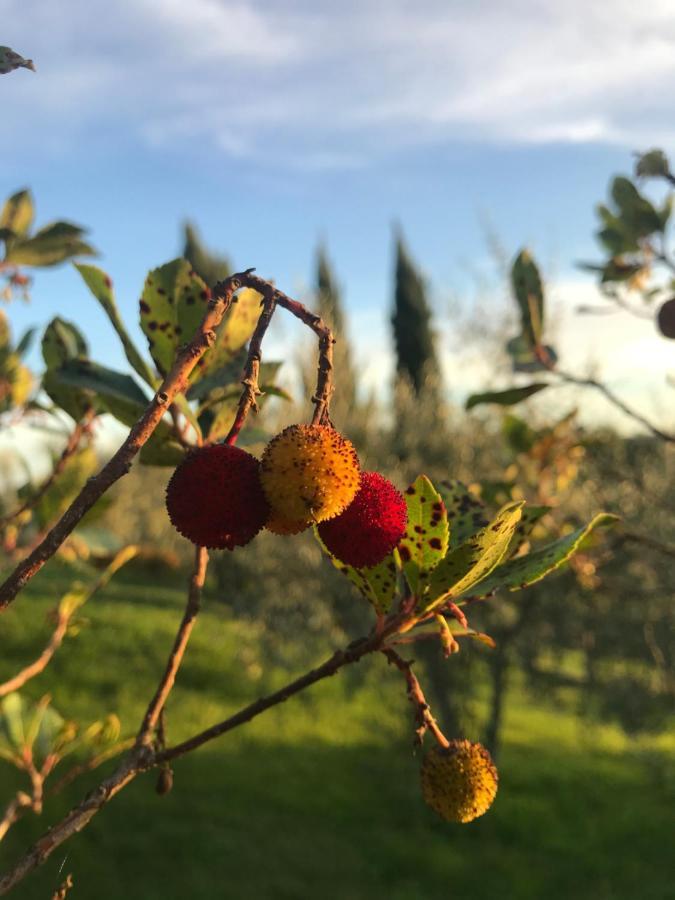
(225, 290), (278, 445)
(0, 407), (96, 531)
(214, 272), (335, 429)
(381, 647), (450, 748)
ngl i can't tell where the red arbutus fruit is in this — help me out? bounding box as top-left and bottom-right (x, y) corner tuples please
(166, 444), (269, 550)
(318, 471), (407, 568)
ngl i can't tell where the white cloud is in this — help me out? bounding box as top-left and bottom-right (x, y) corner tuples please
(4, 0), (675, 167)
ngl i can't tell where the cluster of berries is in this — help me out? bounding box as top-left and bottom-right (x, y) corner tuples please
(165, 424), (407, 568)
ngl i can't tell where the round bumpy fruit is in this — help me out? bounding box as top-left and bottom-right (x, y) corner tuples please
(165, 444), (269, 550)
(260, 424), (360, 525)
(420, 740), (498, 824)
(265, 511), (311, 536)
(318, 471), (407, 567)
(657, 297), (675, 339)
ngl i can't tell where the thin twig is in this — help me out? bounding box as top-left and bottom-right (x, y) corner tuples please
(0, 274), (243, 612)
(136, 546), (208, 746)
(550, 365), (675, 444)
(225, 290), (278, 445)
(155, 634), (383, 764)
(217, 273), (335, 426)
(0, 546), (138, 698)
(0, 630), (387, 894)
(0, 408), (95, 530)
(381, 647), (450, 747)
(0, 793), (32, 843)
(616, 529), (675, 560)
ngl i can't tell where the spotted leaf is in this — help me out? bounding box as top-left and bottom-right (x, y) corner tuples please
(316, 529), (398, 615)
(398, 476), (449, 596)
(139, 259), (210, 377)
(436, 480), (489, 551)
(459, 513), (619, 600)
(422, 502), (524, 614)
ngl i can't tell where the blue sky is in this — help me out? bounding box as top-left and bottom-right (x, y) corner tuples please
(2, 0), (675, 433)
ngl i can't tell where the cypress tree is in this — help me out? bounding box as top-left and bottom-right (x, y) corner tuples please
(391, 231), (438, 393)
(182, 222), (231, 286)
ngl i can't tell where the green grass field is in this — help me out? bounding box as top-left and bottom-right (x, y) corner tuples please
(1, 561), (673, 899)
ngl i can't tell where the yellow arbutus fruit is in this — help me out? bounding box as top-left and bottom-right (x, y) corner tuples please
(260, 424), (360, 526)
(420, 740), (498, 824)
(265, 510), (312, 536)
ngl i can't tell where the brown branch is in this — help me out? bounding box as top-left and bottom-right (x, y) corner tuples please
(217, 273), (335, 426)
(0, 751), (145, 895)
(617, 529), (675, 560)
(0, 793), (32, 843)
(0, 274), (247, 612)
(548, 364), (675, 444)
(155, 633), (383, 764)
(381, 647), (450, 748)
(225, 290), (278, 445)
(0, 616), (69, 699)
(0, 545), (138, 698)
(46, 739), (135, 798)
(0, 408), (95, 531)
(136, 546), (208, 745)
(0, 628), (390, 894)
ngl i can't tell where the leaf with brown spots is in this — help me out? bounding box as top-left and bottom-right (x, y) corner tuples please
(203, 288), (264, 375)
(139, 259), (210, 377)
(421, 502), (524, 614)
(458, 513), (619, 600)
(436, 479), (489, 550)
(506, 504), (550, 559)
(314, 529), (398, 615)
(399, 475), (449, 597)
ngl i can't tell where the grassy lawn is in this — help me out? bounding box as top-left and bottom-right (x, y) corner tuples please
(1, 561), (673, 899)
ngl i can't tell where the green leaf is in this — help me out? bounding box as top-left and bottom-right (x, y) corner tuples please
(42, 317), (88, 369)
(461, 513), (619, 599)
(0, 189), (33, 238)
(511, 250), (545, 347)
(0, 46), (35, 75)
(635, 149), (670, 179)
(422, 502), (525, 614)
(398, 476), (449, 595)
(315, 529), (398, 615)
(466, 383), (549, 411)
(0, 694), (26, 749)
(54, 358), (148, 408)
(502, 413), (537, 454)
(203, 288), (263, 375)
(435, 480), (489, 551)
(15, 326), (37, 358)
(41, 369), (91, 421)
(139, 258), (211, 377)
(4, 221), (96, 267)
(186, 350), (247, 402)
(74, 263), (157, 388)
(139, 433), (186, 467)
(506, 505), (551, 558)
(33, 704), (67, 764)
(611, 176), (663, 236)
